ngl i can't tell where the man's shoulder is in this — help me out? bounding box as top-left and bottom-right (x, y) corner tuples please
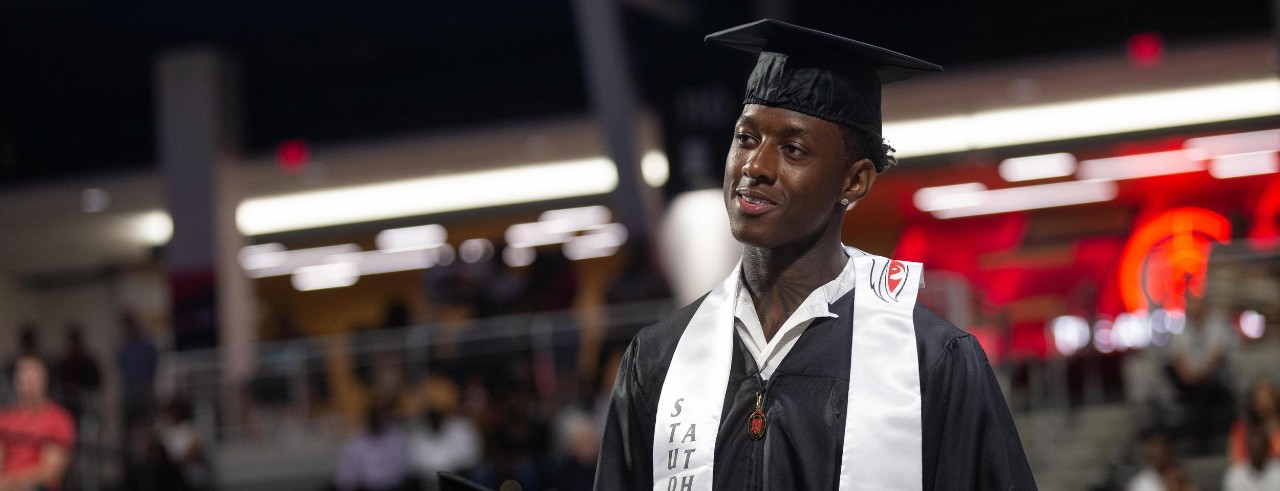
(0, 402), (75, 442)
(631, 294), (708, 352)
(622, 294), (709, 387)
(0, 401), (71, 418)
(37, 402), (76, 427)
(913, 304), (976, 371)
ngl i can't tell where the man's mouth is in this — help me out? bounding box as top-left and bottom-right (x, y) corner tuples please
(736, 189), (778, 215)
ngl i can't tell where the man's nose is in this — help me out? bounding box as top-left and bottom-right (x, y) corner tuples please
(741, 147), (776, 183)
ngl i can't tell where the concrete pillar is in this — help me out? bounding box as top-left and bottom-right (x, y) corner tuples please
(571, 0), (661, 240)
(155, 48), (257, 388)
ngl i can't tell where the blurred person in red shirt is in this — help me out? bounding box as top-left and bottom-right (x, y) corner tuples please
(0, 356), (75, 491)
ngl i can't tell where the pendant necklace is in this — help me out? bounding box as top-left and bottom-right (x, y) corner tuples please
(748, 390), (767, 440)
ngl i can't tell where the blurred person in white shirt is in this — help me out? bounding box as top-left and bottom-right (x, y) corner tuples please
(407, 376), (481, 490)
(1130, 429), (1199, 491)
(335, 401), (409, 491)
(1224, 423), (1280, 491)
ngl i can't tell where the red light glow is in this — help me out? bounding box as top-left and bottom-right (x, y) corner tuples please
(1127, 33), (1164, 68)
(1119, 208), (1230, 313)
(1249, 176), (1280, 250)
(276, 139), (311, 174)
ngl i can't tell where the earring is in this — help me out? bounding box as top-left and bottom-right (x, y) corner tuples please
(840, 198), (850, 206)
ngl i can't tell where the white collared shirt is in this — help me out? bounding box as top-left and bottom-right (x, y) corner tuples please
(733, 253), (858, 380)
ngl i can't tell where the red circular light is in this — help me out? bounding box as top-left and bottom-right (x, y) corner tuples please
(1127, 33), (1164, 68)
(276, 139), (310, 174)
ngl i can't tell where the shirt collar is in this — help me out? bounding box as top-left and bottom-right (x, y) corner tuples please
(735, 248), (860, 322)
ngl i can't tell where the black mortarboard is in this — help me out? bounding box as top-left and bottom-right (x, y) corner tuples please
(438, 472), (494, 491)
(705, 19), (941, 147)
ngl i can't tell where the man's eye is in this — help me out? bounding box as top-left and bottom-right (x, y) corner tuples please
(734, 133), (756, 145)
(782, 145), (805, 157)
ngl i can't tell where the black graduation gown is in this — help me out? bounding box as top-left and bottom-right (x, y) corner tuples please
(594, 290), (1037, 490)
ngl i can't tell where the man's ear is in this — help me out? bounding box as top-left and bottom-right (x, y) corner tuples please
(843, 158), (877, 205)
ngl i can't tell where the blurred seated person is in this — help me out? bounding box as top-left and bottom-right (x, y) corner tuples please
(0, 356), (75, 491)
(1129, 428), (1198, 491)
(1223, 422), (1280, 491)
(1230, 376), (1280, 465)
(1167, 295), (1236, 448)
(121, 423), (184, 491)
(407, 376), (481, 491)
(552, 411), (598, 491)
(335, 402), (408, 491)
(157, 399), (210, 490)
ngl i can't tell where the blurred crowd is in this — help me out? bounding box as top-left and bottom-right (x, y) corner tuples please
(1122, 374), (1279, 491)
(1, 244), (1277, 491)
(1111, 296), (1280, 491)
(0, 313), (211, 491)
(317, 246), (667, 490)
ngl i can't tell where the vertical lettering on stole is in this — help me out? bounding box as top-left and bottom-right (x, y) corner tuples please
(663, 399), (701, 486)
(667, 475), (697, 491)
(682, 424), (697, 442)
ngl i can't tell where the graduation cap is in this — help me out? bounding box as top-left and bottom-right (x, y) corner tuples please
(705, 19), (942, 164)
(438, 472), (494, 491)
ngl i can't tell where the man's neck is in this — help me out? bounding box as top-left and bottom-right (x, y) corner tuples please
(741, 235), (847, 342)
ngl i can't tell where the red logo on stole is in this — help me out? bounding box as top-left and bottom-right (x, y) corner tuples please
(871, 259), (911, 302)
(887, 260), (906, 298)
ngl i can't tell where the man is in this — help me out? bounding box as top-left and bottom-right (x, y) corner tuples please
(595, 20), (1036, 490)
(0, 356), (76, 491)
(55, 326), (102, 424)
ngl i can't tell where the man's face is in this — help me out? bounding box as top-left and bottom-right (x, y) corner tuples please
(723, 104), (856, 248)
(14, 356), (47, 402)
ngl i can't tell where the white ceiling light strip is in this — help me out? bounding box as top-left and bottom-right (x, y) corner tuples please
(375, 224), (447, 253)
(331, 249), (440, 275)
(240, 243), (361, 278)
(1077, 149), (1204, 181)
(538, 205), (612, 231)
(925, 179), (1118, 219)
(1188, 129), (1280, 180)
(998, 153), (1077, 182)
(505, 222), (575, 248)
(912, 183), (989, 212)
(1184, 129), (1280, 157)
(291, 262), (360, 291)
(887, 78), (1280, 158)
(564, 222), (629, 260)
(236, 157), (618, 236)
(1209, 151), (1280, 179)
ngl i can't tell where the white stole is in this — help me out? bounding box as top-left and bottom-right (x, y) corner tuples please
(652, 250), (923, 490)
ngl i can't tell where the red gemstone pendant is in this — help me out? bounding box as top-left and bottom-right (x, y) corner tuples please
(748, 391), (767, 440)
(748, 409), (767, 440)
